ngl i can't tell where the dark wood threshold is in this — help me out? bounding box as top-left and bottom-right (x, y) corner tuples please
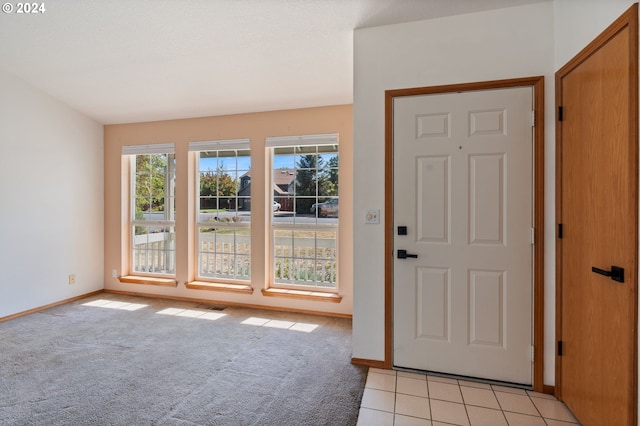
(118, 275), (178, 287)
(351, 358), (390, 369)
(543, 385), (555, 396)
(261, 288), (342, 303)
(185, 281), (253, 294)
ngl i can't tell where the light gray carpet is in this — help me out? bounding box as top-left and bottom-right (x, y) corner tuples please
(0, 293), (367, 425)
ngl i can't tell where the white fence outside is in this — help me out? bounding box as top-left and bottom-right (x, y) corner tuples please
(133, 232), (176, 274)
(132, 232), (337, 287)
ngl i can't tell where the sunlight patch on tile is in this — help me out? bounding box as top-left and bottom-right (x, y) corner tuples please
(82, 299), (148, 311)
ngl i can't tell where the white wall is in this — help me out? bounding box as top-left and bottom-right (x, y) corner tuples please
(0, 69), (104, 318)
(554, 0), (635, 67)
(352, 2), (557, 383)
(353, 0), (640, 390)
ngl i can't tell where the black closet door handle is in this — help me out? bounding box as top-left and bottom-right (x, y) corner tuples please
(591, 266), (624, 283)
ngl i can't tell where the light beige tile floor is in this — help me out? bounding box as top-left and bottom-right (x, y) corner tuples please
(357, 369), (580, 426)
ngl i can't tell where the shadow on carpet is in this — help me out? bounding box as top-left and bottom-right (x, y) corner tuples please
(0, 294), (368, 425)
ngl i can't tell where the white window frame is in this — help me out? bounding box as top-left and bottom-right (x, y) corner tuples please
(123, 143), (176, 277)
(267, 134), (339, 292)
(190, 139), (252, 283)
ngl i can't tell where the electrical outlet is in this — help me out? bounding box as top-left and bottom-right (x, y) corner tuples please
(68, 274), (76, 285)
(112, 269), (118, 278)
(364, 209), (380, 224)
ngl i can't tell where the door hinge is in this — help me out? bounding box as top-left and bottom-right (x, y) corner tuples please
(558, 106), (564, 121)
(530, 110), (535, 127)
(531, 346), (535, 362)
(558, 223), (563, 239)
(557, 341), (563, 356)
(530, 227), (535, 245)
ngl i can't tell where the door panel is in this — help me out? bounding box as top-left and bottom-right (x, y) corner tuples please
(556, 6), (638, 425)
(393, 87), (533, 384)
(417, 155), (450, 243)
(416, 267), (450, 340)
(469, 154), (505, 245)
(469, 270), (504, 348)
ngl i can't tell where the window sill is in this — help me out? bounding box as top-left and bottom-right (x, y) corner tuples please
(118, 275), (178, 287)
(261, 288), (342, 303)
(185, 281), (254, 294)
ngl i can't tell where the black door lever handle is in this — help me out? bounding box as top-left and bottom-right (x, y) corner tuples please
(397, 250), (418, 259)
(591, 266), (624, 283)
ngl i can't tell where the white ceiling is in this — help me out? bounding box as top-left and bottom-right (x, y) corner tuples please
(0, 0), (548, 124)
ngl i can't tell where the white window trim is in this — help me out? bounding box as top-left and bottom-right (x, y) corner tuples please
(123, 143), (175, 155)
(192, 139), (252, 283)
(189, 139), (251, 152)
(265, 133), (338, 148)
(268, 135), (340, 293)
(126, 145), (176, 277)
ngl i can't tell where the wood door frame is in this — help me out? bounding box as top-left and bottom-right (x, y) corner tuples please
(383, 77), (546, 392)
(555, 2), (638, 411)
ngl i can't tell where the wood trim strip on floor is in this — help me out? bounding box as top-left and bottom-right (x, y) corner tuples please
(0, 290), (104, 323)
(104, 289), (351, 318)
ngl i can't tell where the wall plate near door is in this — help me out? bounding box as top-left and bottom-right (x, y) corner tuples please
(364, 209), (380, 224)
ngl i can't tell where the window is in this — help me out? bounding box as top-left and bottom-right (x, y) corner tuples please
(124, 144), (176, 276)
(190, 140), (251, 282)
(268, 134), (339, 290)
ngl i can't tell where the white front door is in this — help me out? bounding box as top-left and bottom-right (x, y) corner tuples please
(393, 87), (534, 384)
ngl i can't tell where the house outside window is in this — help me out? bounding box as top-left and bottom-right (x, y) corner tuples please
(190, 140), (251, 282)
(123, 144), (176, 276)
(267, 134), (339, 291)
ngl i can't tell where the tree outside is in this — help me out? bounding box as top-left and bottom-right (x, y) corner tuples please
(326, 154), (339, 195)
(294, 153), (338, 214)
(135, 154), (171, 215)
(199, 166), (238, 210)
